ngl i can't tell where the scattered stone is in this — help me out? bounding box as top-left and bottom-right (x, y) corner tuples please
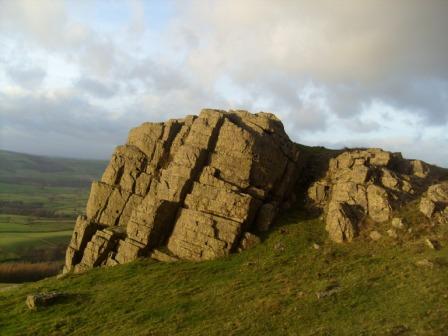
(273, 242), (285, 252)
(416, 259), (434, 268)
(369, 230), (382, 241)
(391, 218), (405, 230)
(316, 283), (340, 299)
(387, 324), (409, 336)
(387, 229), (398, 239)
(425, 238), (441, 250)
(238, 232), (261, 252)
(313, 243), (321, 250)
(26, 292), (65, 310)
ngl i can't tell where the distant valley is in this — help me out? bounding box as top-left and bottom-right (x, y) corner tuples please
(0, 149), (106, 281)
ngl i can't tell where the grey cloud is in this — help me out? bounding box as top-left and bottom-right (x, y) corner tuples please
(0, 82), (228, 159)
(75, 77), (118, 98)
(6, 66), (46, 89)
(117, 58), (188, 92)
(177, 0), (448, 126)
(0, 95), (111, 134)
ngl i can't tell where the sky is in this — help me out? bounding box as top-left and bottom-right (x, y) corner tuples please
(0, 0), (447, 166)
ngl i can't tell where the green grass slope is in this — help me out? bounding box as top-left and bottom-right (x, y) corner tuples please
(1, 208), (447, 336)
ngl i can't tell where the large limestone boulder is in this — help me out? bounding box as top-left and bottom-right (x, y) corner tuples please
(64, 109), (301, 272)
(308, 148), (437, 243)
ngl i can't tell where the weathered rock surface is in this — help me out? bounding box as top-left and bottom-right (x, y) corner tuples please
(307, 148), (443, 243)
(26, 292), (64, 310)
(419, 182), (448, 224)
(64, 109), (300, 272)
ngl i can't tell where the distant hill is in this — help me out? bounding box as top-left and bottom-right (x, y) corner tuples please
(0, 149), (108, 188)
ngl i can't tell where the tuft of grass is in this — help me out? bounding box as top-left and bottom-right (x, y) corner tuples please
(0, 208), (447, 335)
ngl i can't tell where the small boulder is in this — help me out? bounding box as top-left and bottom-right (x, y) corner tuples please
(26, 292), (64, 310)
(316, 283), (340, 299)
(238, 232), (261, 251)
(416, 259), (434, 268)
(369, 230), (382, 241)
(391, 217), (405, 230)
(387, 229), (398, 239)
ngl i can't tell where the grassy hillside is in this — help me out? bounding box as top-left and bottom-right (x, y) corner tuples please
(0, 150), (107, 188)
(0, 207), (447, 335)
(0, 150), (106, 264)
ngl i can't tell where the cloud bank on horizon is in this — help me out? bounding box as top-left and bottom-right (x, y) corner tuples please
(0, 0), (447, 166)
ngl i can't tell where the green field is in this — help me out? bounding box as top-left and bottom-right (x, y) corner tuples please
(0, 150), (107, 263)
(0, 214), (73, 262)
(0, 183), (90, 218)
(0, 208), (447, 335)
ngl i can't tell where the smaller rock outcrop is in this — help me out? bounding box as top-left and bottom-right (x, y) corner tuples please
(419, 182), (448, 224)
(307, 148), (437, 243)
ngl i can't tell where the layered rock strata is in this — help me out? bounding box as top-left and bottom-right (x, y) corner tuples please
(307, 149), (436, 242)
(64, 109), (300, 273)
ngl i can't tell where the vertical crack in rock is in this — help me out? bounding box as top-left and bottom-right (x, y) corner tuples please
(64, 109), (301, 272)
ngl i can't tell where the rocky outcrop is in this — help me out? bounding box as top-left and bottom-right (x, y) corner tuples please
(307, 149), (438, 243)
(64, 109), (300, 273)
(420, 182), (448, 224)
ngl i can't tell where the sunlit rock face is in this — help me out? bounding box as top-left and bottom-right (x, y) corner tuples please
(64, 109), (301, 273)
(420, 182), (448, 225)
(307, 148), (444, 243)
